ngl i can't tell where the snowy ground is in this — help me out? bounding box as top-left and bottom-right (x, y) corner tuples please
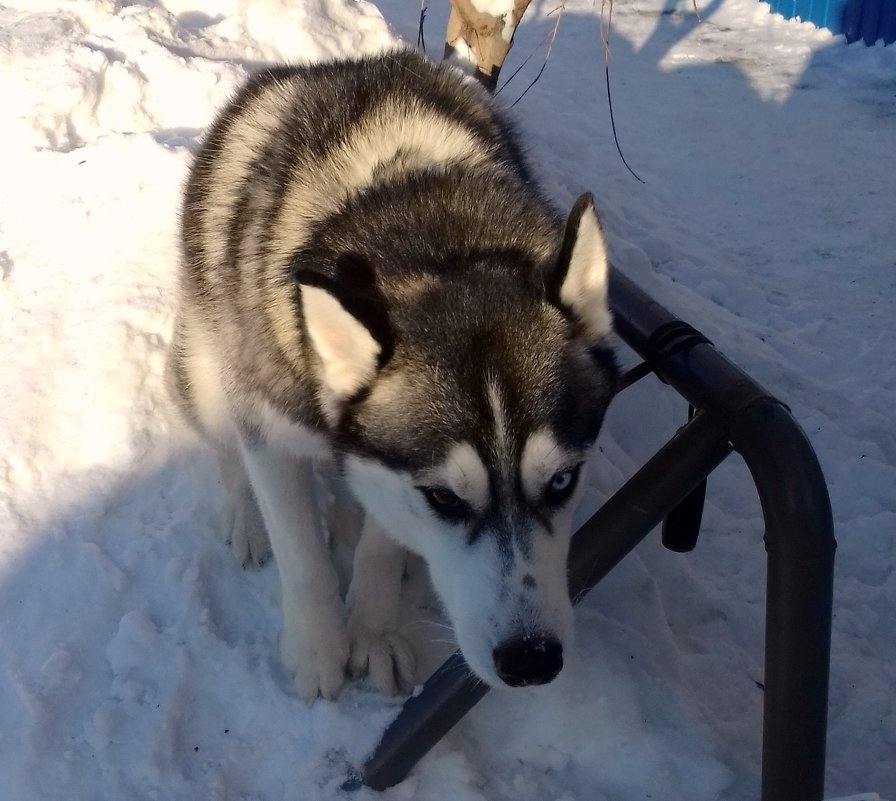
(1, 0), (894, 799)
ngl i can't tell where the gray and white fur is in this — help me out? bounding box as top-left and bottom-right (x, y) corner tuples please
(169, 49), (618, 700)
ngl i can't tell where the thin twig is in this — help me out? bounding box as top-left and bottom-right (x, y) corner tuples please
(601, 0), (645, 183)
(507, 3), (566, 107)
(417, 0), (427, 51)
(495, 20), (559, 95)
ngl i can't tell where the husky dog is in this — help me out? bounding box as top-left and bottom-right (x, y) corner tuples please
(169, 49), (617, 701)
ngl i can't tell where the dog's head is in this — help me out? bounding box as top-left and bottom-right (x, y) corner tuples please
(295, 194), (617, 688)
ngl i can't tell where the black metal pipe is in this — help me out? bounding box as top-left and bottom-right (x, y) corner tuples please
(343, 654), (487, 791)
(353, 410), (733, 792)
(609, 268), (773, 421)
(609, 268), (835, 801)
(731, 399), (835, 801)
(567, 410), (733, 601)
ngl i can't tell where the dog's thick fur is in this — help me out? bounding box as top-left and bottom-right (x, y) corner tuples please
(169, 49), (617, 700)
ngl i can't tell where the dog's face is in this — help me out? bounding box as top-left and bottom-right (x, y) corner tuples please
(297, 194), (616, 688)
(340, 331), (616, 687)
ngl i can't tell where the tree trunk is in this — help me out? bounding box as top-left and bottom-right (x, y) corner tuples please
(444, 0), (533, 91)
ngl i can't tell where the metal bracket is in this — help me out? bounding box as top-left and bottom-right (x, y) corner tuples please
(662, 405), (707, 552)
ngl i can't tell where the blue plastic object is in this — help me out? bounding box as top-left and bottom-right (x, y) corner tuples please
(768, 0), (896, 44)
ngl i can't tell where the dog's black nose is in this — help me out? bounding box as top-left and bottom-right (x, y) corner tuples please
(493, 635), (563, 687)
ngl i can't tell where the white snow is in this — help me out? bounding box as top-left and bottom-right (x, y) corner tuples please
(1, 0), (895, 799)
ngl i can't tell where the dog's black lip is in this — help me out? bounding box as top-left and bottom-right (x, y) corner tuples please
(497, 668), (563, 688)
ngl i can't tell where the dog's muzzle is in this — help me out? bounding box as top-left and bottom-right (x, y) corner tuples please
(492, 634), (563, 687)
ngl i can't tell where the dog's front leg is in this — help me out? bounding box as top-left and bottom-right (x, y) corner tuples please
(240, 440), (349, 701)
(346, 516), (417, 695)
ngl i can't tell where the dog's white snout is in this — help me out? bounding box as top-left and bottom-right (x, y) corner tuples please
(492, 632), (563, 687)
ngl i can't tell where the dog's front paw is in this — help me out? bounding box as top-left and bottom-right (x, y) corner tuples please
(348, 625), (417, 696)
(280, 614), (350, 702)
(220, 486), (271, 568)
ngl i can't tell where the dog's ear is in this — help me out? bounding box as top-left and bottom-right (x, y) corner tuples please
(294, 254), (394, 418)
(546, 193), (612, 341)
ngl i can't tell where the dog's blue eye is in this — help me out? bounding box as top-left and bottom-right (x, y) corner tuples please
(418, 486), (470, 521)
(544, 465), (581, 507)
(551, 471), (573, 491)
